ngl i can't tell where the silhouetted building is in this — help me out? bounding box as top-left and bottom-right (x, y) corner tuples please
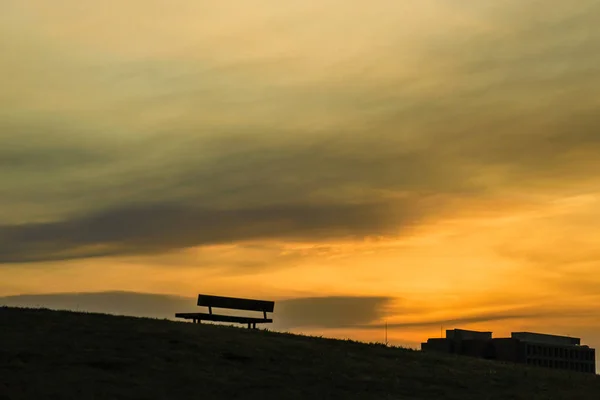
(446, 328), (492, 341)
(421, 329), (596, 374)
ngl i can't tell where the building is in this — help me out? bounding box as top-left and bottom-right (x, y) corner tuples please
(421, 329), (596, 374)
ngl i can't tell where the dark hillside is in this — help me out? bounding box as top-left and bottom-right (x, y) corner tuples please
(1, 307), (598, 400)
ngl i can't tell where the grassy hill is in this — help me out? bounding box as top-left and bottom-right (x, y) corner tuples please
(1, 307), (599, 400)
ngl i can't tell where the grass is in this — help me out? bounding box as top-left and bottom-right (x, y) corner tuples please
(1, 307), (599, 400)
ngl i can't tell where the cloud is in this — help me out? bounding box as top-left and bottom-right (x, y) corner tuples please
(0, 291), (193, 320)
(5, 291), (595, 335)
(274, 296), (393, 329)
(0, 200), (436, 264)
(360, 306), (600, 331)
(1, 0), (600, 265)
(0, 291), (394, 329)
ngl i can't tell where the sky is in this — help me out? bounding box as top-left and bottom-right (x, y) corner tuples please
(1, 0), (600, 362)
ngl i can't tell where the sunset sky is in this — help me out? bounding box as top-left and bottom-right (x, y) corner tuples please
(1, 1), (599, 358)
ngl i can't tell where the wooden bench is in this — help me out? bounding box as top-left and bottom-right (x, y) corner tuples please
(175, 294), (275, 329)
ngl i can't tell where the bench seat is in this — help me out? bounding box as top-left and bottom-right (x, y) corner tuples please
(174, 312), (273, 324)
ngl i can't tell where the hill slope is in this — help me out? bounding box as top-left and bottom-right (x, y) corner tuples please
(1, 307), (598, 400)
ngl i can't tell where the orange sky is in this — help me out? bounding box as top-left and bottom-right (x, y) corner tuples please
(1, 0), (599, 359)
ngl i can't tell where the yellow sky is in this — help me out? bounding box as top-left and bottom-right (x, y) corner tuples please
(1, 0), (600, 354)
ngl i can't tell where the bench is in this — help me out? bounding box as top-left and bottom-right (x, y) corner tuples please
(175, 294), (275, 329)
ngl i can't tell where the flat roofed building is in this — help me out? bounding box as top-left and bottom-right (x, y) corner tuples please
(517, 335), (595, 374)
(512, 332), (580, 346)
(446, 328), (492, 341)
(420, 329), (596, 374)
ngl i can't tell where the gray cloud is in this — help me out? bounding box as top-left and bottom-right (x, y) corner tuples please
(4, 291), (596, 334)
(0, 291), (193, 319)
(0, 200), (432, 263)
(3, 107), (599, 264)
(0, 291), (393, 329)
(274, 296), (392, 329)
(1, 1), (600, 264)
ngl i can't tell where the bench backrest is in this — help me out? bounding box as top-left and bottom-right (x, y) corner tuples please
(197, 294), (275, 313)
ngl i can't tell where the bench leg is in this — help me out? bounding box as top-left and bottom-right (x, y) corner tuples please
(247, 323), (251, 329)
(252, 323), (256, 329)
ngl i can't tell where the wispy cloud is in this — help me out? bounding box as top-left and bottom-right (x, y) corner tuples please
(360, 306), (600, 331)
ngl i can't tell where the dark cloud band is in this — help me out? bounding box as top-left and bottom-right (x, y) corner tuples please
(0, 292), (393, 329)
(0, 201), (425, 263)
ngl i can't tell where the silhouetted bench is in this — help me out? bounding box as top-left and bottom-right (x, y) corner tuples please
(175, 294), (274, 329)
